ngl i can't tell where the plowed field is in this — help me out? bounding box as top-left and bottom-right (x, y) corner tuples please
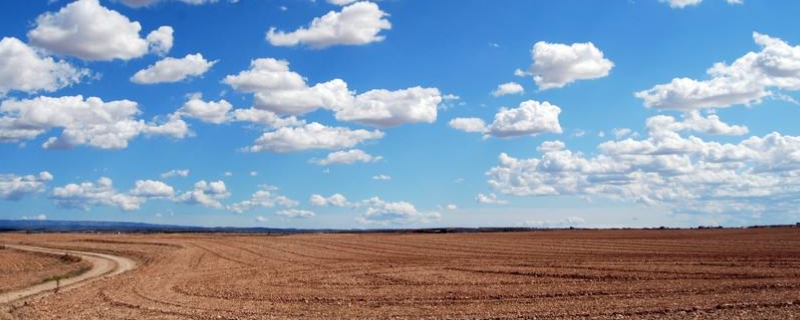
(0, 247), (90, 294)
(2, 228), (800, 319)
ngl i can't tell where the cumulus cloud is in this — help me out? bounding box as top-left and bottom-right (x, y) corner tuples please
(160, 169), (189, 179)
(28, 0), (173, 61)
(246, 122), (384, 153)
(145, 26), (174, 56)
(311, 149), (382, 165)
(337, 87), (442, 128)
(486, 113), (800, 216)
(527, 41), (614, 90)
(372, 174), (391, 181)
(489, 100), (563, 137)
(175, 180), (230, 208)
(636, 32), (800, 111)
(0, 37), (88, 96)
(223, 58), (351, 115)
(21, 214), (48, 221)
(450, 100), (562, 138)
(492, 82), (524, 97)
(0, 95), (189, 149)
(131, 53), (216, 84)
(129, 180), (174, 198)
(448, 118), (488, 133)
(276, 209), (316, 218)
(309, 193), (349, 207)
(224, 58), (442, 127)
(50, 177), (145, 211)
(355, 197), (440, 225)
(228, 185), (298, 213)
(177, 95), (232, 124)
(266, 2), (391, 49)
(524, 217), (585, 228)
(658, 0), (742, 9)
(476, 193), (508, 205)
(117, 0), (230, 8)
(0, 171), (53, 201)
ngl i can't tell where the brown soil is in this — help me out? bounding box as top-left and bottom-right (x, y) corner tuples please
(0, 248), (91, 294)
(2, 228), (800, 319)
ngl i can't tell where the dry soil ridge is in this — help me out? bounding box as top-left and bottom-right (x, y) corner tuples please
(0, 244), (137, 304)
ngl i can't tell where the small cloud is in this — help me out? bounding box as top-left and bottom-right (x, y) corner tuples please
(372, 174), (391, 181)
(161, 169), (189, 179)
(476, 193), (508, 205)
(21, 214), (47, 221)
(250, 171), (258, 177)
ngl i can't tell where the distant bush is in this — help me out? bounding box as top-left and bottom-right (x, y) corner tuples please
(60, 253), (82, 263)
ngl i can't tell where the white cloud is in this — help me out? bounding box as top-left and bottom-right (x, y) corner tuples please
(223, 58), (351, 115)
(0, 37), (88, 96)
(492, 82), (524, 97)
(613, 128), (633, 139)
(276, 209), (316, 218)
(160, 169), (189, 179)
(117, 0), (231, 8)
(309, 193), (348, 207)
(537, 140), (566, 153)
(50, 177), (145, 211)
(445, 204), (457, 211)
(476, 193), (508, 205)
(355, 197), (440, 225)
(131, 53), (216, 84)
(266, 2), (391, 49)
(224, 58), (442, 127)
(228, 186), (298, 213)
(448, 118), (488, 133)
(175, 180), (230, 208)
(0, 95), (189, 149)
(527, 41), (614, 90)
(0, 171), (53, 201)
(178, 95), (232, 124)
(129, 180), (174, 198)
(145, 26), (173, 56)
(249, 171), (258, 177)
(486, 113), (800, 216)
(246, 122), (383, 153)
(21, 214), (48, 221)
(524, 217), (585, 228)
(372, 174), (391, 181)
(636, 33), (800, 111)
(231, 108), (305, 128)
(658, 0), (742, 9)
(255, 216), (268, 223)
(659, 0), (703, 8)
(28, 0), (172, 61)
(311, 149), (382, 165)
(647, 111), (748, 136)
(488, 100), (563, 137)
(449, 100), (562, 138)
(336, 87), (442, 128)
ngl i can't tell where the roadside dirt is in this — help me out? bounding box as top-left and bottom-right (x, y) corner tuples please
(0, 248), (90, 294)
(0, 244), (136, 305)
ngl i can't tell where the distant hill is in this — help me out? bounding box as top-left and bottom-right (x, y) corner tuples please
(0, 220), (303, 233)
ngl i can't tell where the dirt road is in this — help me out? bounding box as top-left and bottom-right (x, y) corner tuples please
(0, 244), (136, 304)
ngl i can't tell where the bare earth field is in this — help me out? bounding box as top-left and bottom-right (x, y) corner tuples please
(0, 247), (90, 294)
(1, 228), (800, 319)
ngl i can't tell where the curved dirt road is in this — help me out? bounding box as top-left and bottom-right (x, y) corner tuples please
(0, 244), (136, 304)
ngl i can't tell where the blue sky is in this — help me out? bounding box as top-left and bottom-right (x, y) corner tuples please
(1, 0), (799, 228)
